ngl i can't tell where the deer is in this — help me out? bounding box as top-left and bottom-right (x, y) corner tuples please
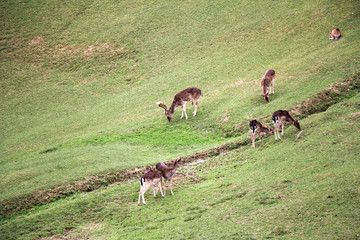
(272, 110), (301, 140)
(138, 166), (164, 205)
(249, 120), (274, 147)
(329, 28), (341, 40)
(156, 158), (182, 196)
(157, 87), (202, 122)
(261, 69), (276, 103)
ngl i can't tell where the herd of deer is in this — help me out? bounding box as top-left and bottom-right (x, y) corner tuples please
(138, 28), (341, 205)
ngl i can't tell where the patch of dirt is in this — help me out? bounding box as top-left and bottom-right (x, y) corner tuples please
(291, 72), (360, 118)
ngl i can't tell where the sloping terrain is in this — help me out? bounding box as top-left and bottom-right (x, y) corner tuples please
(0, 0), (359, 239)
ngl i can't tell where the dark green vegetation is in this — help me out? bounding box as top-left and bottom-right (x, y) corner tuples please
(1, 0), (359, 239)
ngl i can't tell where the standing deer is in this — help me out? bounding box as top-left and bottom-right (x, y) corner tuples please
(249, 120), (274, 147)
(272, 110), (301, 140)
(157, 87), (202, 122)
(156, 158), (182, 196)
(329, 28), (341, 40)
(138, 166), (164, 205)
(261, 69), (276, 103)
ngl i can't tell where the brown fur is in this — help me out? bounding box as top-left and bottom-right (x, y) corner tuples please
(261, 69), (275, 102)
(329, 28), (341, 40)
(272, 110), (300, 140)
(249, 120), (274, 147)
(138, 166), (164, 205)
(156, 158), (182, 196)
(157, 87), (202, 122)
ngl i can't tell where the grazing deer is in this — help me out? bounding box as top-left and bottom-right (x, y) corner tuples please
(157, 87), (202, 122)
(272, 110), (301, 140)
(156, 158), (182, 196)
(249, 120), (274, 147)
(138, 166), (164, 205)
(329, 28), (341, 40)
(261, 69), (276, 103)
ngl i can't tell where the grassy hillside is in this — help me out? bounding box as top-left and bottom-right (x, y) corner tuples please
(0, 0), (359, 238)
(1, 94), (359, 239)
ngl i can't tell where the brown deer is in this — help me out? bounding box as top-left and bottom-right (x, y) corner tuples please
(272, 110), (301, 140)
(261, 69), (276, 103)
(329, 28), (341, 40)
(157, 87), (202, 122)
(249, 120), (274, 147)
(138, 166), (164, 205)
(156, 158), (182, 196)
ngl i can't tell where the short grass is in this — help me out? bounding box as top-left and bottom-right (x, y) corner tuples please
(1, 94), (359, 239)
(0, 0), (359, 238)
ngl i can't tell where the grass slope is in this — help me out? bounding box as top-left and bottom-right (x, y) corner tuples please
(0, 0), (359, 238)
(1, 0), (359, 203)
(1, 94), (359, 239)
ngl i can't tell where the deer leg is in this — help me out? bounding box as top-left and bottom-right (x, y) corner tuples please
(251, 133), (255, 147)
(281, 123), (284, 136)
(140, 184), (152, 204)
(193, 101), (198, 116)
(163, 180), (167, 197)
(180, 105), (188, 119)
(139, 189), (147, 205)
(183, 105), (188, 120)
(271, 80), (274, 94)
(169, 179), (174, 195)
(274, 124), (278, 140)
(142, 191), (146, 204)
(277, 126), (281, 139)
(138, 191), (142, 205)
(159, 181), (164, 197)
(152, 186), (156, 197)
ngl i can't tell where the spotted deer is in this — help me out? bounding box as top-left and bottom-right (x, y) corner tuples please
(138, 166), (164, 205)
(261, 69), (276, 102)
(157, 87), (202, 122)
(329, 28), (341, 40)
(156, 158), (182, 196)
(272, 110), (301, 140)
(249, 120), (274, 147)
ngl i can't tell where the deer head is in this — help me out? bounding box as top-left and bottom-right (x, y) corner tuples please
(293, 120), (301, 130)
(142, 166), (153, 172)
(157, 102), (173, 122)
(173, 157), (182, 166)
(267, 127), (274, 135)
(261, 93), (270, 102)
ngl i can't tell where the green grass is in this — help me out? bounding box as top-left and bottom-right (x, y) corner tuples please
(0, 0), (359, 238)
(1, 95), (359, 239)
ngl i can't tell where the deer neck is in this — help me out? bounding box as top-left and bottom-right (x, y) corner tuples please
(286, 115), (295, 124)
(259, 126), (271, 134)
(168, 101), (177, 114)
(168, 161), (180, 174)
